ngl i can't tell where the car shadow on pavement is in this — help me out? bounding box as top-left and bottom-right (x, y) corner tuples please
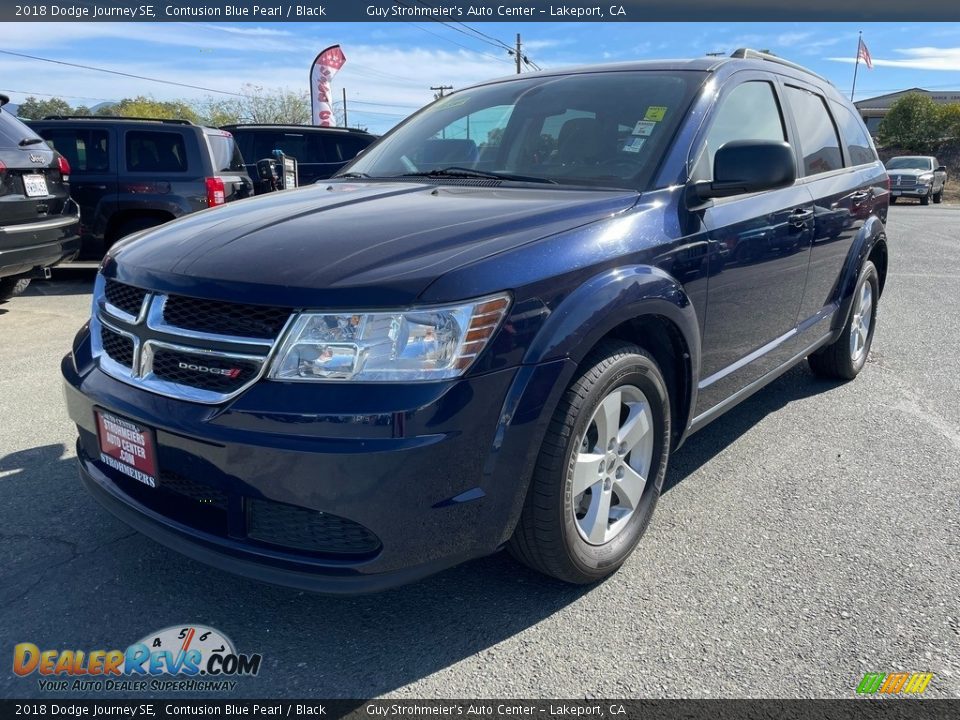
(663, 363), (844, 494)
(0, 364), (843, 700)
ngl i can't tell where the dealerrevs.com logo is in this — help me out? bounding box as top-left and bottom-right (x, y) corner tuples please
(13, 625), (262, 693)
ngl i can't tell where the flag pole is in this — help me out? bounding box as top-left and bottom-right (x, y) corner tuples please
(850, 31), (862, 101)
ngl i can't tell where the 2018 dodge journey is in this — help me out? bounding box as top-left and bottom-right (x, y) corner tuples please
(63, 51), (889, 593)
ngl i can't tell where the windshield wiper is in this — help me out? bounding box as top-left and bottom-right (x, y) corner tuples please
(391, 167), (557, 184)
(334, 171), (371, 179)
(19, 137), (43, 147)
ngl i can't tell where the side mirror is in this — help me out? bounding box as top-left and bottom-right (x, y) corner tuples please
(694, 140), (796, 200)
(937, 166), (947, 173)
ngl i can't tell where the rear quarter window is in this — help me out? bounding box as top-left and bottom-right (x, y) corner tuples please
(829, 101), (877, 166)
(125, 130), (188, 173)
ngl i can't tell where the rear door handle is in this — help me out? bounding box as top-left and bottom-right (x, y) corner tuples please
(851, 190), (871, 202)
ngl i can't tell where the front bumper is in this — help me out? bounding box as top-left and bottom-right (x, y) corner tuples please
(890, 186), (931, 198)
(63, 331), (575, 593)
(0, 202), (81, 278)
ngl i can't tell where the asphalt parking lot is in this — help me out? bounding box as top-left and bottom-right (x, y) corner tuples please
(1, 205), (958, 700)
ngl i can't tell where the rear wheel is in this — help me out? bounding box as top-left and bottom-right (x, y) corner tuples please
(808, 260), (879, 380)
(0, 276), (31, 302)
(509, 339), (671, 584)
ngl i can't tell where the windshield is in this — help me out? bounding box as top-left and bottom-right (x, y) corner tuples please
(343, 70), (706, 191)
(887, 157), (933, 171)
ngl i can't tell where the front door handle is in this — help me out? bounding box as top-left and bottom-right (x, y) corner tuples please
(789, 208), (813, 228)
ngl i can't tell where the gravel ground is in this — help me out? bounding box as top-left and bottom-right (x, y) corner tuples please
(0, 205), (957, 700)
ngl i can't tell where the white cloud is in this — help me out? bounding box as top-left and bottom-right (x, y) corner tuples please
(828, 46), (960, 71)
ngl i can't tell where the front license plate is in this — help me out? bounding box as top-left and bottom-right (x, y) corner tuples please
(96, 410), (158, 487)
(22, 173), (49, 198)
(891, 190), (901, 196)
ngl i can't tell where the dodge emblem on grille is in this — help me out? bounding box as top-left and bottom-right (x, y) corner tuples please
(178, 361), (242, 379)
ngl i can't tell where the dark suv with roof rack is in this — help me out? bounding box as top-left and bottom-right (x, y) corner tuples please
(0, 95), (80, 301)
(28, 116), (253, 258)
(221, 124), (376, 191)
(63, 50), (889, 593)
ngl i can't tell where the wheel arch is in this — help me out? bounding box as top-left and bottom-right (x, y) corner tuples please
(522, 264), (701, 447)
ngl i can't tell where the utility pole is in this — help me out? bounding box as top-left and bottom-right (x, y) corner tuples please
(515, 33), (522, 74)
(430, 85), (453, 99)
(342, 87), (347, 127)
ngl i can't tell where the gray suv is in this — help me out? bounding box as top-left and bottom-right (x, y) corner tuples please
(886, 155), (947, 205)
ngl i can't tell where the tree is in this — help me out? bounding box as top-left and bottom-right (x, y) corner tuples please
(15, 96), (73, 119)
(878, 93), (941, 151)
(101, 96), (200, 123)
(938, 103), (960, 141)
(201, 84), (313, 126)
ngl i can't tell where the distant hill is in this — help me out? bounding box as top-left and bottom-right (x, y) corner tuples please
(90, 101), (116, 113)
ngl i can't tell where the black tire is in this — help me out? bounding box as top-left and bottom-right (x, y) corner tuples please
(933, 189), (943, 204)
(920, 191), (930, 206)
(889, 196), (897, 204)
(808, 260), (879, 381)
(0, 276), (31, 302)
(508, 339), (671, 584)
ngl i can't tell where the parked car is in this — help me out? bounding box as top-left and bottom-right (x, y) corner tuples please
(28, 117), (254, 258)
(0, 95), (80, 301)
(221, 124), (376, 191)
(886, 155), (947, 205)
(63, 50), (889, 593)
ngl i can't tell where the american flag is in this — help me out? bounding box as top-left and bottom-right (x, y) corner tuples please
(857, 38), (873, 70)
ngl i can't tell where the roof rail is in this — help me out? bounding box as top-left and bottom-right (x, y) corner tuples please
(730, 48), (834, 86)
(219, 123), (372, 133)
(40, 115), (195, 125)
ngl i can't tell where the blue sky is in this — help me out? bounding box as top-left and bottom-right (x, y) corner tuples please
(2, 21), (959, 132)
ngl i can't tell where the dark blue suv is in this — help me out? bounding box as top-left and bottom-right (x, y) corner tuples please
(63, 51), (889, 592)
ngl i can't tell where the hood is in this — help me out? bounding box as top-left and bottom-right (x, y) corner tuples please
(109, 181), (639, 308)
(888, 168), (932, 177)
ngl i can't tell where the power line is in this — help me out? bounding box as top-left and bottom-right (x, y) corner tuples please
(392, 2), (514, 66)
(0, 49), (248, 97)
(0, 89), (114, 103)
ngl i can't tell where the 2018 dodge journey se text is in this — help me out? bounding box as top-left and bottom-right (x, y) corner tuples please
(63, 51), (890, 593)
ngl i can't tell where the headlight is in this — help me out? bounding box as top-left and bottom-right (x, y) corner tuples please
(268, 293), (511, 382)
(918, 173), (933, 183)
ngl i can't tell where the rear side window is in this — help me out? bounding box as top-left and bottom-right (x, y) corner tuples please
(784, 86), (843, 175)
(0, 111), (45, 148)
(699, 81), (786, 181)
(829, 101), (877, 166)
(39, 128), (110, 172)
(253, 132), (313, 162)
(126, 130), (188, 173)
(206, 132), (245, 172)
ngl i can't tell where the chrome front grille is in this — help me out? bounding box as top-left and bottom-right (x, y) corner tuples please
(91, 276), (293, 404)
(891, 174), (917, 189)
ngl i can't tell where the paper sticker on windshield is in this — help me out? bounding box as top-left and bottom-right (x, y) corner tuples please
(644, 106), (667, 122)
(429, 96), (467, 112)
(623, 137), (646, 153)
(632, 120), (656, 136)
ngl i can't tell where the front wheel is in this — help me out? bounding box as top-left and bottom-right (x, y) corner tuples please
(509, 340), (671, 584)
(920, 190), (931, 206)
(808, 260), (879, 380)
(933, 188), (943, 204)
